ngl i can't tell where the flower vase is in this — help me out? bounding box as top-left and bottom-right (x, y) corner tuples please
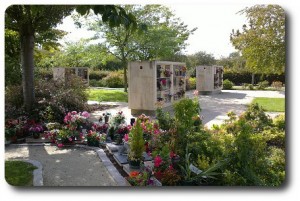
(129, 159), (142, 170)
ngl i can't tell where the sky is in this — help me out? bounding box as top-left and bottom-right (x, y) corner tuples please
(56, 4), (251, 59)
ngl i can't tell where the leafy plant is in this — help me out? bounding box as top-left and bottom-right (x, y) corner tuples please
(128, 119), (145, 161)
(223, 79), (234, 90)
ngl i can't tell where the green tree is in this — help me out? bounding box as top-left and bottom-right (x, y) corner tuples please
(230, 5), (285, 75)
(186, 51), (216, 77)
(5, 5), (74, 111)
(82, 5), (195, 92)
(217, 52), (246, 72)
(5, 5), (137, 111)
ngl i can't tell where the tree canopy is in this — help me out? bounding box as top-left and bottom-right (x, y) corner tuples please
(230, 5), (285, 74)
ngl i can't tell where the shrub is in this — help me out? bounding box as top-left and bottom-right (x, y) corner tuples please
(248, 84), (254, 90)
(257, 80), (269, 90)
(89, 70), (110, 80)
(273, 114), (285, 130)
(89, 79), (106, 87)
(222, 79), (233, 90)
(103, 71), (124, 88)
(271, 81), (283, 90)
(5, 75), (89, 123)
(187, 77), (196, 90)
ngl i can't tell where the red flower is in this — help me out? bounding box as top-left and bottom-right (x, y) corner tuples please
(154, 155), (163, 167)
(129, 171), (139, 177)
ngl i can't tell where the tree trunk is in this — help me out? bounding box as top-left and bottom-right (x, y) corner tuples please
(251, 73), (255, 85)
(20, 33), (35, 112)
(123, 59), (128, 93)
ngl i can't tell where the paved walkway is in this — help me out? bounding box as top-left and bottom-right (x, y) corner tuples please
(5, 145), (129, 186)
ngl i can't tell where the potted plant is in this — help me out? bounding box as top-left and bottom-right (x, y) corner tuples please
(29, 123), (44, 139)
(86, 130), (100, 147)
(128, 119), (145, 169)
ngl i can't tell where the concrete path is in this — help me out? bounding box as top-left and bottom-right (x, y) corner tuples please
(89, 90), (285, 128)
(5, 145), (119, 186)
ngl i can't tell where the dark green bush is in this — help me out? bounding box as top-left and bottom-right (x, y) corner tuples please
(222, 79), (233, 90)
(89, 79), (106, 87)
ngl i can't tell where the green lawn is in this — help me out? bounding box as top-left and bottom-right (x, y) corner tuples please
(251, 97), (285, 112)
(87, 88), (128, 102)
(5, 161), (37, 186)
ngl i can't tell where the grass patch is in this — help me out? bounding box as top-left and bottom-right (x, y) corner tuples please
(87, 88), (128, 102)
(251, 97), (285, 112)
(5, 160), (37, 186)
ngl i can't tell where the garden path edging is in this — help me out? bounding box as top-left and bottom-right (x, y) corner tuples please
(19, 159), (43, 186)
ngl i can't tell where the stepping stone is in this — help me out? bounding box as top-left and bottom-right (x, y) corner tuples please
(143, 152), (153, 161)
(106, 143), (122, 154)
(113, 152), (129, 166)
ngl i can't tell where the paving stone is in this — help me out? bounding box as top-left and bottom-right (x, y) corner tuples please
(113, 152), (128, 166)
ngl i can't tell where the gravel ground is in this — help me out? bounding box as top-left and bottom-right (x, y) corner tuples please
(5, 145), (117, 186)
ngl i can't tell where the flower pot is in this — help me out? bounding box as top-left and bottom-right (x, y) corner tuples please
(32, 132), (40, 139)
(129, 159), (142, 169)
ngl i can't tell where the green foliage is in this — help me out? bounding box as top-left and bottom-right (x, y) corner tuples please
(222, 79), (234, 90)
(186, 51), (216, 77)
(103, 71), (124, 88)
(173, 97), (201, 157)
(5, 75), (89, 123)
(5, 161), (37, 186)
(273, 114), (285, 130)
(89, 70), (110, 80)
(230, 5), (285, 74)
(155, 107), (174, 131)
(223, 70), (285, 86)
(128, 119), (145, 161)
(187, 77), (196, 90)
(257, 80), (269, 90)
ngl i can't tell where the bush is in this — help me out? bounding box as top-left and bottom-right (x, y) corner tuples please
(257, 80), (269, 90)
(5, 75), (89, 123)
(89, 79), (106, 87)
(222, 79), (233, 90)
(103, 71), (124, 88)
(89, 70), (110, 80)
(187, 77), (196, 90)
(273, 114), (285, 130)
(271, 81), (283, 90)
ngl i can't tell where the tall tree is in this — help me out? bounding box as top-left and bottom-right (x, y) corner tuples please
(230, 5), (285, 75)
(5, 5), (137, 111)
(186, 51), (216, 77)
(5, 5), (74, 111)
(82, 5), (195, 92)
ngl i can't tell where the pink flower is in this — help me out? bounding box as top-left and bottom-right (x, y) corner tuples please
(57, 143), (64, 148)
(154, 155), (163, 167)
(68, 137), (72, 142)
(124, 134), (129, 142)
(71, 111), (77, 115)
(82, 111), (90, 118)
(193, 90), (199, 96)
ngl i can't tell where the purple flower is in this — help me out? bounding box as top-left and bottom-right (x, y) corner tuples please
(81, 111), (90, 118)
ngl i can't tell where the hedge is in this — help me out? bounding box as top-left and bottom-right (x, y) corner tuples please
(223, 72), (285, 85)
